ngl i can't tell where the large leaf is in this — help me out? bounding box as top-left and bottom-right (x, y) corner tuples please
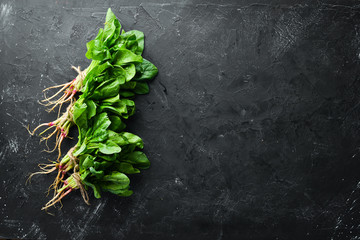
(134, 58), (158, 81)
(91, 78), (121, 100)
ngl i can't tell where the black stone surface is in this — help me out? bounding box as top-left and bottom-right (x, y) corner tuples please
(1, 0), (360, 239)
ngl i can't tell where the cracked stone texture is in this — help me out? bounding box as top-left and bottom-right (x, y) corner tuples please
(1, 0), (360, 239)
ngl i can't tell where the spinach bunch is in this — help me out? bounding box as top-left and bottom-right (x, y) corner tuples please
(29, 9), (157, 211)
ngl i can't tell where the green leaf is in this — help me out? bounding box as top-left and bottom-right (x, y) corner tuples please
(84, 61), (112, 85)
(121, 30), (144, 55)
(116, 189), (133, 197)
(95, 28), (104, 41)
(99, 105), (127, 118)
(99, 140), (122, 154)
(89, 113), (111, 143)
(89, 128), (108, 143)
(134, 58), (158, 81)
(102, 171), (129, 183)
(122, 99), (135, 116)
(85, 39), (111, 61)
(121, 132), (143, 148)
(122, 151), (150, 169)
(73, 141), (87, 157)
(109, 115), (126, 132)
(86, 100), (97, 119)
(123, 64), (136, 82)
(113, 49), (143, 66)
(107, 130), (128, 146)
(103, 20), (116, 44)
(104, 94), (120, 102)
(133, 82), (149, 94)
(119, 91), (135, 98)
(121, 81), (137, 89)
(100, 172), (131, 194)
(96, 160), (113, 170)
(104, 9), (122, 47)
(83, 180), (102, 198)
(105, 8), (117, 26)
(73, 100), (88, 129)
(130, 30), (144, 55)
(92, 112), (111, 131)
(91, 78), (121, 100)
(82, 155), (95, 169)
(90, 167), (104, 178)
(117, 162), (140, 174)
(97, 153), (117, 161)
(80, 170), (90, 181)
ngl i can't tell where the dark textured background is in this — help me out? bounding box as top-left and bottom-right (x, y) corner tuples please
(1, 0), (360, 239)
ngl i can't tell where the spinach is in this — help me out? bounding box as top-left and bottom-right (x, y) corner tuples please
(29, 8), (158, 211)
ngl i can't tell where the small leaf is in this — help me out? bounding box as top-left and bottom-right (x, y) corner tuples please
(73, 141), (87, 157)
(133, 82), (149, 94)
(85, 39), (111, 61)
(121, 132), (143, 148)
(121, 81), (137, 90)
(91, 78), (121, 100)
(102, 94), (120, 104)
(117, 162), (140, 174)
(116, 189), (133, 197)
(82, 155), (95, 169)
(121, 30), (144, 55)
(105, 8), (117, 25)
(108, 130), (128, 146)
(109, 115), (126, 132)
(119, 91), (135, 98)
(134, 58), (158, 81)
(90, 167), (104, 179)
(86, 62), (112, 82)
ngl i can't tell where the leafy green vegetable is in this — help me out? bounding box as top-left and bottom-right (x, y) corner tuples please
(30, 8), (158, 211)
